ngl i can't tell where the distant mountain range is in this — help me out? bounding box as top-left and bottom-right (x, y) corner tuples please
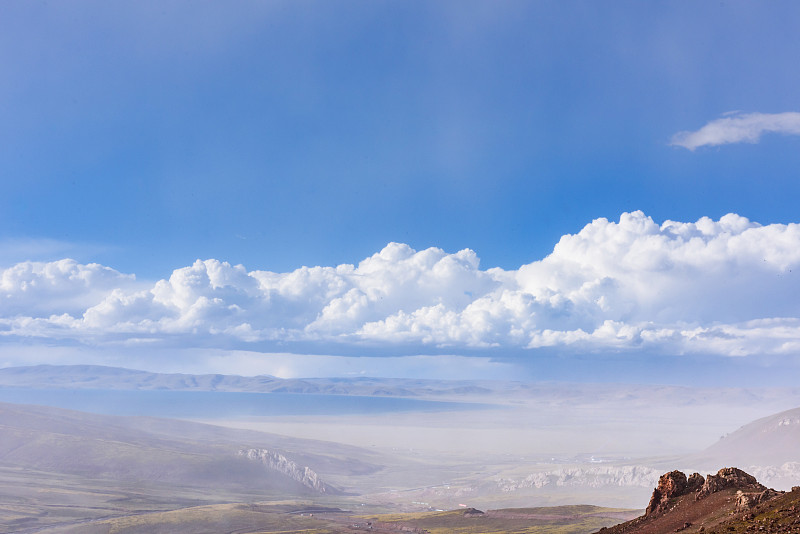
(4, 365), (800, 409)
(0, 364), (502, 398)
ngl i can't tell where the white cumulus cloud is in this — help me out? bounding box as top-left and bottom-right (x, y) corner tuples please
(3, 212), (800, 359)
(671, 111), (800, 150)
(0, 259), (136, 316)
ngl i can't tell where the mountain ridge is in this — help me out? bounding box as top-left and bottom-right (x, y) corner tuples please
(0, 364), (510, 399)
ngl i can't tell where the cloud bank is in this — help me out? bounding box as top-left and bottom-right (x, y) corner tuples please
(671, 111), (800, 150)
(3, 211), (800, 359)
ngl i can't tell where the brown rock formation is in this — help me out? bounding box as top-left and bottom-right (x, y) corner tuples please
(686, 472), (704, 492)
(696, 467), (764, 500)
(594, 467), (792, 534)
(646, 467), (772, 517)
(646, 471), (689, 515)
(735, 488), (782, 512)
(462, 508), (485, 517)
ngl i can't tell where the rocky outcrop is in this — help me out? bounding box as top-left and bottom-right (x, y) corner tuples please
(686, 472), (704, 492)
(696, 467), (764, 500)
(735, 488), (781, 511)
(462, 508), (484, 517)
(595, 470), (798, 534)
(645, 467), (774, 516)
(646, 470), (692, 515)
(238, 448), (333, 493)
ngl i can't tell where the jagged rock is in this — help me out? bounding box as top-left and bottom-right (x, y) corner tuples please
(735, 488), (781, 511)
(696, 467), (764, 500)
(646, 471), (688, 515)
(646, 468), (768, 517)
(238, 448), (332, 493)
(686, 472), (705, 492)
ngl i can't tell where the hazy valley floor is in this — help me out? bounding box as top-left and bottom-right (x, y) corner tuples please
(2, 366), (800, 532)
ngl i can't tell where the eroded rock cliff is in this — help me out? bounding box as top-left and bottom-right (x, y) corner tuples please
(238, 448), (333, 493)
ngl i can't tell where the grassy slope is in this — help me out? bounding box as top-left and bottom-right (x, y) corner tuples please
(26, 503), (638, 534)
(0, 402), (386, 533)
(34, 503), (346, 534)
(52, 491), (798, 534)
(355, 505), (639, 534)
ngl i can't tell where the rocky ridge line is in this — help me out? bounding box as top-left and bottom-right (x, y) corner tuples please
(594, 468), (799, 534)
(645, 467), (781, 518)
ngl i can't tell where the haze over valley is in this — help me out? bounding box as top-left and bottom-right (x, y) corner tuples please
(2, 365), (800, 532)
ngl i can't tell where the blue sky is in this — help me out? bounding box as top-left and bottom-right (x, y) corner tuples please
(2, 1), (800, 382)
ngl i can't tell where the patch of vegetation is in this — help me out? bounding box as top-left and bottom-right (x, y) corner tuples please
(357, 505), (635, 534)
(67, 503), (345, 534)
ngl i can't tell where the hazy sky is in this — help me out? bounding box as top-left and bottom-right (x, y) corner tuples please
(2, 1), (800, 381)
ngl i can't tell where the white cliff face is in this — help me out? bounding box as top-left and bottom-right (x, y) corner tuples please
(747, 462), (800, 488)
(491, 462), (800, 494)
(238, 448), (330, 493)
(494, 465), (663, 492)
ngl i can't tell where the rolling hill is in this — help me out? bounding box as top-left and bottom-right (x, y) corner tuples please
(0, 402), (381, 532)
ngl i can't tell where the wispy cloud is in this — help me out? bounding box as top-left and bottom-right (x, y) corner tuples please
(670, 111), (800, 150)
(4, 212), (800, 360)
